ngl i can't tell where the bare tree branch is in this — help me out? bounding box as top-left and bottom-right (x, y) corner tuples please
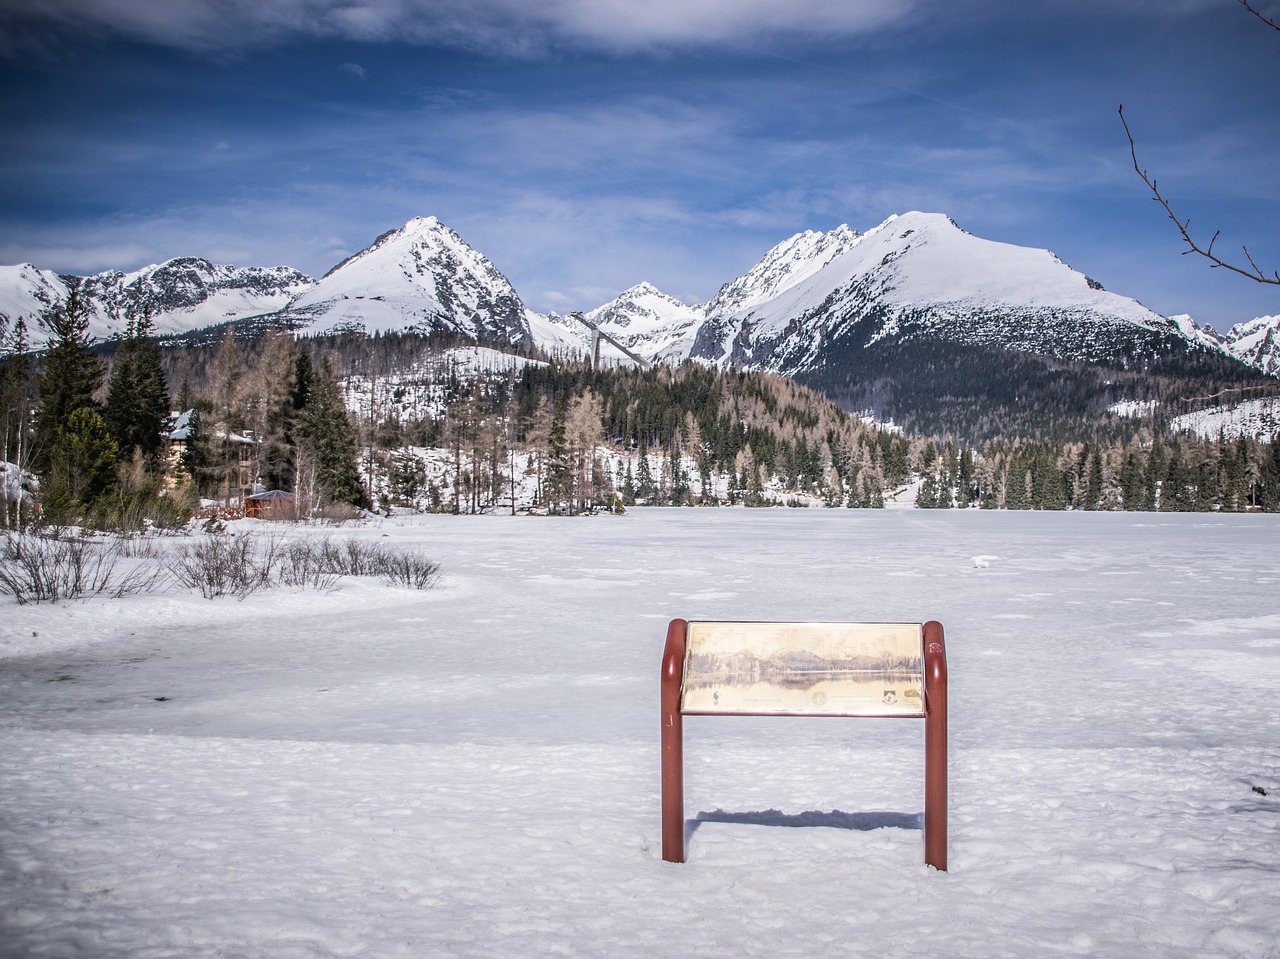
(1120, 105), (1280, 286)
(1181, 383), (1280, 402)
(1239, 0), (1280, 32)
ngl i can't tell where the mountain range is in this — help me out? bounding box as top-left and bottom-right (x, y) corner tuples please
(3, 213), (1276, 438)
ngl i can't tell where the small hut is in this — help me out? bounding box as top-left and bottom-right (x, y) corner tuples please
(245, 489), (294, 519)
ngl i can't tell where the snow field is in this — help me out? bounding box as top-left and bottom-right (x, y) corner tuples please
(2, 509), (1279, 958)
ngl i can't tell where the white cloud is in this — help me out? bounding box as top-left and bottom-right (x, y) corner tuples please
(0, 0), (917, 55)
(0, 239), (157, 275)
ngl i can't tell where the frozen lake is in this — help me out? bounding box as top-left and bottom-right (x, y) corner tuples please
(2, 509), (1278, 957)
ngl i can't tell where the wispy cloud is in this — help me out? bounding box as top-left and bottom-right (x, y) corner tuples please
(0, 0), (916, 56)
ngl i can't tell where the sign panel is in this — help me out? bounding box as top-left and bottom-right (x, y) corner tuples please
(681, 621), (924, 717)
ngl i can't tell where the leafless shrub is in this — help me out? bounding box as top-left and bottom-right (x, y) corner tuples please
(172, 533), (272, 600)
(274, 539), (341, 592)
(373, 547), (442, 590)
(0, 532), (165, 605)
(2, 527), (442, 604)
(293, 535), (441, 590)
(339, 537), (382, 576)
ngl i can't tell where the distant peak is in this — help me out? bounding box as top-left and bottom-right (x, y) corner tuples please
(622, 281), (668, 298)
(402, 215), (444, 232)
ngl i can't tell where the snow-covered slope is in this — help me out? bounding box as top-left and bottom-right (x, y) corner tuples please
(689, 212), (1194, 373)
(704, 225), (864, 318)
(87, 258), (314, 338)
(342, 346), (548, 426)
(276, 217), (533, 344)
(1222, 314), (1280, 376)
(0, 264), (68, 339)
(585, 282), (705, 364)
(1171, 396), (1280, 440)
(0, 259), (313, 344)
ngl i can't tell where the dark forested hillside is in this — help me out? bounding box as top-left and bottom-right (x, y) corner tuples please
(796, 336), (1268, 443)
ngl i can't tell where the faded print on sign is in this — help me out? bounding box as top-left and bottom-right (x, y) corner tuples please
(682, 621), (924, 716)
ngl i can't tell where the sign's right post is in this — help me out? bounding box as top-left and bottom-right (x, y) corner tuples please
(923, 620), (948, 871)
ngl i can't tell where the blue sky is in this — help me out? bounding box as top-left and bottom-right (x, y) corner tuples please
(1, 0), (1277, 330)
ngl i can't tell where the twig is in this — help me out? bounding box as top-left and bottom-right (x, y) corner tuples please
(1120, 105), (1280, 286)
(1239, 0), (1280, 32)
(1181, 383), (1280, 402)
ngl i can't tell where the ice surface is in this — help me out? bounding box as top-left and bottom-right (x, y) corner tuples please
(2, 510), (1278, 958)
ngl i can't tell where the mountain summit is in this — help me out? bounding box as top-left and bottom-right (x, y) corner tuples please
(688, 212), (1182, 373)
(276, 216), (535, 342)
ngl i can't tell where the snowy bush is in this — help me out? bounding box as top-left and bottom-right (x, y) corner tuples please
(273, 538), (341, 592)
(172, 533), (273, 600)
(368, 545), (441, 590)
(172, 532), (441, 599)
(281, 535), (441, 590)
(0, 532), (165, 605)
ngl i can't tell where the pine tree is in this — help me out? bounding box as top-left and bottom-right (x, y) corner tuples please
(545, 398), (571, 513)
(622, 459), (637, 505)
(103, 309), (169, 465)
(298, 356), (365, 508)
(49, 407), (118, 513)
(32, 286), (104, 471)
(1119, 449), (1146, 510)
(636, 444), (656, 504)
(1259, 437), (1280, 511)
(2, 316), (32, 460)
(1084, 447), (1104, 510)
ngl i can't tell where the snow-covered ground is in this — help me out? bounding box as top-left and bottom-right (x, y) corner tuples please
(1171, 397), (1280, 442)
(2, 510), (1278, 958)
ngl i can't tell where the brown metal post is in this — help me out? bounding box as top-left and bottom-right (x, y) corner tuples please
(661, 618), (689, 863)
(923, 620), (948, 871)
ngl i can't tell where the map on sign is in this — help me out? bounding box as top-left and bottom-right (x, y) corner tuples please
(682, 621), (925, 717)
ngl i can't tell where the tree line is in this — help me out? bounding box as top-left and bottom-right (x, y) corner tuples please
(914, 432), (1280, 512)
(5, 301), (1280, 525)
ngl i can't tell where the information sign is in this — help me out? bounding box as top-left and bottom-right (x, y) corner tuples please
(661, 618), (948, 870)
(682, 621), (924, 717)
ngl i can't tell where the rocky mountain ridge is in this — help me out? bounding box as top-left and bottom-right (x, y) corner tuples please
(3, 214), (1275, 438)
(0, 259), (312, 341)
(4, 213), (1275, 375)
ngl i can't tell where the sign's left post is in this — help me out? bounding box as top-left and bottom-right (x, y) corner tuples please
(661, 618), (689, 863)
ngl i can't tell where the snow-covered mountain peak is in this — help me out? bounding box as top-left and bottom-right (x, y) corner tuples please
(829, 211), (1167, 329)
(588, 282), (695, 329)
(1, 258), (314, 343)
(686, 210), (1209, 374)
(617, 280), (665, 299)
(322, 216), (468, 279)
(402, 214), (443, 232)
(578, 280), (704, 364)
(0, 264), (68, 332)
(284, 217), (532, 342)
(1221, 314), (1280, 376)
(704, 221), (866, 318)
